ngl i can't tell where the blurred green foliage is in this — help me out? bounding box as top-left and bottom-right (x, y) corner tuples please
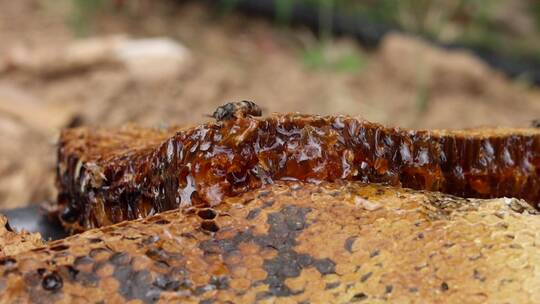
(302, 44), (365, 72)
(69, 0), (540, 61)
(218, 0), (241, 15)
(218, 0), (540, 60)
(69, 0), (106, 36)
(378, 0), (537, 59)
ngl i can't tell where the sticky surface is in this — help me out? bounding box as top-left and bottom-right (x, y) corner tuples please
(57, 114), (540, 230)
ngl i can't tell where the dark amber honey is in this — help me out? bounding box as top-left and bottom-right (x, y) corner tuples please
(57, 114), (540, 230)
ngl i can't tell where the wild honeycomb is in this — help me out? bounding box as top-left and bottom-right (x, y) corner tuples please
(2, 181), (540, 303)
(0, 215), (43, 258)
(57, 114), (540, 231)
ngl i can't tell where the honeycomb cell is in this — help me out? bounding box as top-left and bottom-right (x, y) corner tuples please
(2, 181), (540, 303)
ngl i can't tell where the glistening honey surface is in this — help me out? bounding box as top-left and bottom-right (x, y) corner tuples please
(57, 114), (540, 229)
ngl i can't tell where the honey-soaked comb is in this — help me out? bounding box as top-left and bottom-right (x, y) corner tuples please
(2, 181), (540, 303)
(56, 114), (540, 230)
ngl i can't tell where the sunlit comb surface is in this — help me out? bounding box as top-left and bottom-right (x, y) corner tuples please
(2, 181), (540, 303)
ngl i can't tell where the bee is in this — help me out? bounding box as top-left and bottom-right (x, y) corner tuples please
(211, 100), (263, 121)
(532, 119), (540, 128)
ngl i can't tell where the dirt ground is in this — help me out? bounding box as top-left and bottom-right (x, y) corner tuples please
(1, 0), (540, 209)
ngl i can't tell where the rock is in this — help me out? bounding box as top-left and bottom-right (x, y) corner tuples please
(492, 1), (535, 37)
(0, 84), (77, 134)
(1, 36), (192, 81)
(114, 37), (192, 82)
(378, 33), (505, 95)
(2, 36), (126, 76)
(0, 84), (60, 209)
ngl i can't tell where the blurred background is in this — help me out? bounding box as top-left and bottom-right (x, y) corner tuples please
(1, 0), (540, 209)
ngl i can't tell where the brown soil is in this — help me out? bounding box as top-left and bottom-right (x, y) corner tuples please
(1, 0), (540, 208)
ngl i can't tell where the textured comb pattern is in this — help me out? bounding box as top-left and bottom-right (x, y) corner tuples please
(57, 114), (540, 230)
(3, 182), (540, 303)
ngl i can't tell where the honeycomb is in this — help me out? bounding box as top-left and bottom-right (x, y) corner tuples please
(2, 181), (540, 303)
